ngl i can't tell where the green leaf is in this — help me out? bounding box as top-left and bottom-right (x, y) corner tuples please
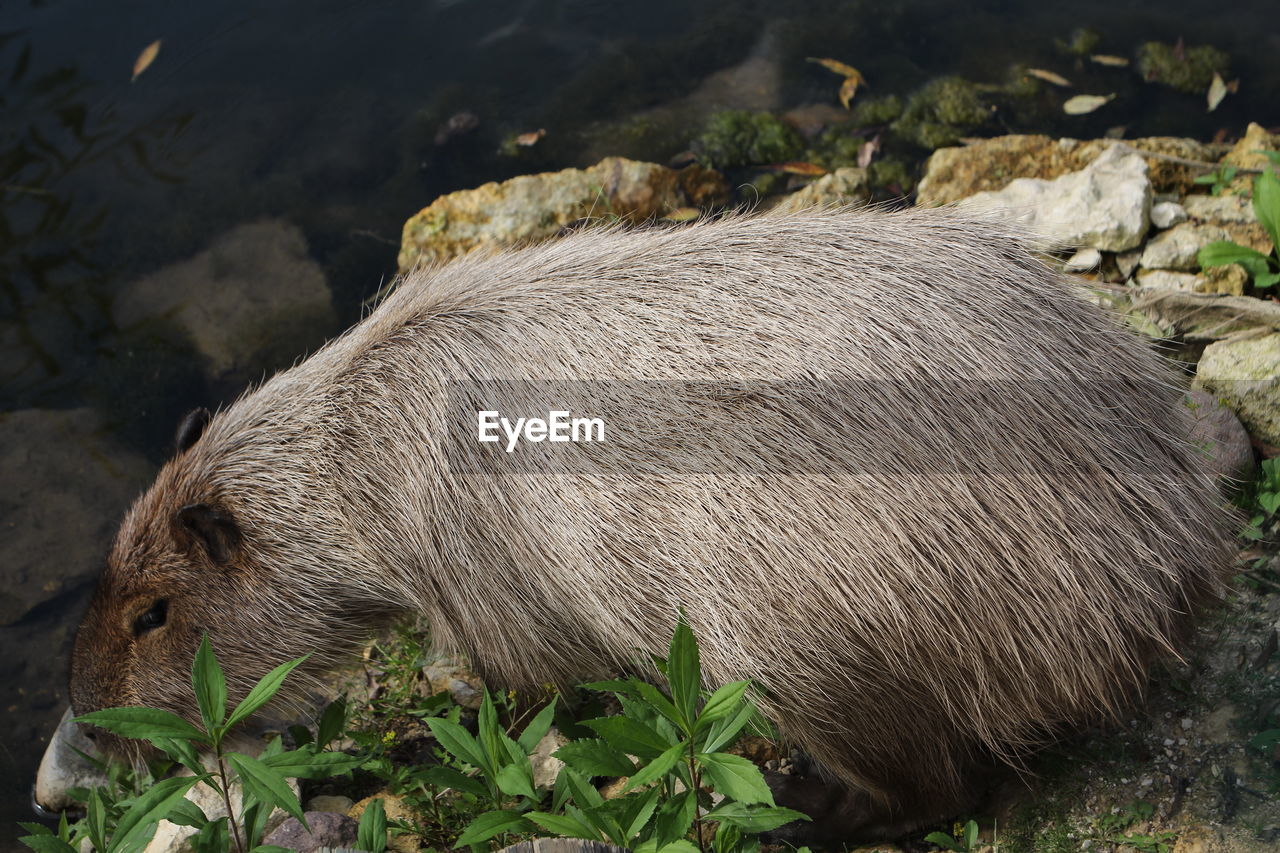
(74, 708), (208, 745)
(965, 819), (979, 849)
(250, 847), (294, 853)
(317, 697), (347, 747)
(164, 798), (209, 828)
(629, 679), (682, 727)
(697, 680), (751, 728)
(924, 831), (965, 851)
(1256, 270), (1280, 290)
(191, 817), (229, 853)
(581, 716), (671, 760)
(224, 655), (308, 732)
(554, 738), (637, 777)
(621, 786), (663, 840)
(653, 790), (697, 847)
(425, 717), (488, 773)
(357, 797), (387, 853)
(702, 700), (758, 754)
(525, 810), (603, 841)
(1253, 169), (1280, 249)
(667, 617), (701, 732)
(86, 785), (108, 852)
(561, 766), (605, 809)
(17, 837), (76, 853)
(624, 742), (686, 792)
(192, 635), (228, 733)
(455, 810), (531, 846)
(495, 760), (538, 800)
(419, 765), (490, 797)
(697, 752), (774, 806)
(242, 801), (273, 850)
(152, 736), (207, 775)
(107, 775), (198, 853)
(657, 839), (702, 853)
(1197, 240), (1273, 270)
(477, 689), (503, 771)
(703, 802), (809, 832)
(261, 747), (364, 779)
(226, 752), (306, 824)
(517, 698), (557, 753)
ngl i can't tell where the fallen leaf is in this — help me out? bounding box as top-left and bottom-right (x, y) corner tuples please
(1026, 68), (1071, 87)
(131, 39), (161, 82)
(807, 56), (861, 79)
(838, 75), (862, 108)
(1206, 72), (1229, 112)
(857, 134), (880, 169)
(1089, 54), (1130, 67)
(771, 162), (827, 176)
(1063, 93), (1115, 114)
(663, 207), (701, 222)
(515, 128), (546, 146)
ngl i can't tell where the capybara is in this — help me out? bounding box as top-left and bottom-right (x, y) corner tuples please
(69, 207), (1234, 837)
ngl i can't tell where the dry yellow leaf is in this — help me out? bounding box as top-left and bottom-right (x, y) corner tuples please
(131, 39), (161, 82)
(1026, 68), (1072, 87)
(807, 56), (861, 79)
(515, 129), (546, 147)
(663, 207), (701, 222)
(1089, 54), (1130, 67)
(1206, 72), (1234, 112)
(1063, 93), (1115, 114)
(773, 162), (827, 176)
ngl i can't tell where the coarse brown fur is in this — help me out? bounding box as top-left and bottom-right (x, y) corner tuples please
(70, 207), (1235, 838)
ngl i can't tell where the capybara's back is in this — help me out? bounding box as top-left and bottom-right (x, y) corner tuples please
(71, 207), (1234, 838)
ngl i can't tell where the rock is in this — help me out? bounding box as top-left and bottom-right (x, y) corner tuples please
(421, 659), (485, 710)
(1136, 271), (1202, 291)
(1116, 250), (1142, 279)
(528, 727), (569, 790)
(1132, 289), (1280, 341)
(956, 146), (1151, 252)
(1222, 123), (1279, 195)
(1151, 201), (1188, 229)
(771, 168), (871, 212)
(917, 136), (1216, 206)
(1194, 334), (1280, 446)
(262, 811), (359, 853)
(1183, 390), (1256, 491)
(113, 220), (336, 380)
(1140, 223), (1232, 271)
(1064, 248), (1102, 272)
(306, 794), (356, 814)
(1184, 194), (1257, 225)
(0, 408), (152, 626)
(398, 158), (726, 271)
(34, 707), (108, 814)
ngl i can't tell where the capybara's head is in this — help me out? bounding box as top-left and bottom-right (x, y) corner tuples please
(69, 406), (396, 755)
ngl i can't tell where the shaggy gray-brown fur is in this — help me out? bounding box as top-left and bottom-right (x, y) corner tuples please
(71, 207), (1234, 835)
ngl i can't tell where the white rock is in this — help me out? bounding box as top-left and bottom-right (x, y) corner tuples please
(1140, 223), (1231, 270)
(957, 145), (1152, 252)
(1064, 248), (1102, 272)
(1135, 270), (1201, 291)
(144, 774), (294, 853)
(1194, 333), (1280, 446)
(1184, 193), (1257, 224)
(1150, 201), (1188, 229)
(1115, 249), (1142, 279)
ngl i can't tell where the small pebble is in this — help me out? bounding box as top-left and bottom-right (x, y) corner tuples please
(1064, 248), (1102, 272)
(1181, 718), (1193, 730)
(1151, 201), (1188, 229)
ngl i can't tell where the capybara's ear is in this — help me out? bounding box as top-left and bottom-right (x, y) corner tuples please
(174, 407), (211, 455)
(175, 503), (240, 563)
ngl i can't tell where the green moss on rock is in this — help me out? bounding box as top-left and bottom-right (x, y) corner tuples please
(692, 110), (804, 170)
(1136, 41), (1230, 93)
(893, 76), (992, 150)
(850, 94), (903, 127)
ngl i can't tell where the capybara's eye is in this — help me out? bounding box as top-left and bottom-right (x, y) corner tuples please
(134, 599), (168, 635)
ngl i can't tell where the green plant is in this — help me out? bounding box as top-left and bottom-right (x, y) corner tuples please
(1089, 801), (1178, 853)
(1198, 152), (1280, 290)
(1241, 457), (1280, 544)
(429, 618), (807, 853)
(925, 818), (981, 851)
(20, 636), (364, 853)
(1192, 165), (1239, 196)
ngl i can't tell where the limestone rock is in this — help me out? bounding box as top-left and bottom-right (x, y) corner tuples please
(772, 167), (870, 212)
(957, 145), (1151, 251)
(1151, 201), (1188, 229)
(1136, 270), (1201, 291)
(1140, 223), (1231, 270)
(1194, 333), (1280, 445)
(113, 220), (336, 379)
(398, 158), (726, 271)
(1064, 248), (1102, 272)
(1184, 194), (1257, 225)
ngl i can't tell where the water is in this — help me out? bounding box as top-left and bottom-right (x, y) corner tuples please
(1, 0), (1276, 845)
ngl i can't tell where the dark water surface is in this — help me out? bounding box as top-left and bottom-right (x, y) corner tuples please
(2, 0), (1277, 844)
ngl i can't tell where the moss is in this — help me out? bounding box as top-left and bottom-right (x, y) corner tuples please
(868, 157), (913, 193)
(1055, 27), (1100, 57)
(1136, 41), (1231, 94)
(850, 94), (903, 127)
(805, 126), (865, 170)
(893, 76), (991, 150)
(691, 110), (804, 170)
